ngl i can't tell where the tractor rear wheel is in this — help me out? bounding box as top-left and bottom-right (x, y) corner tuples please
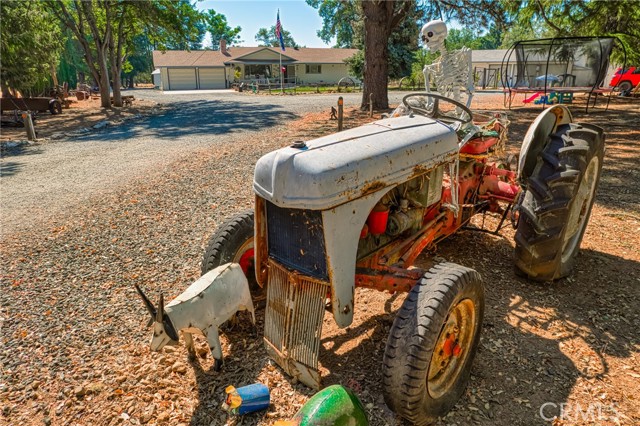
(201, 211), (260, 296)
(382, 263), (484, 425)
(514, 123), (604, 281)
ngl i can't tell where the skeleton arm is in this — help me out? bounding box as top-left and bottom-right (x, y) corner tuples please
(423, 63), (435, 93)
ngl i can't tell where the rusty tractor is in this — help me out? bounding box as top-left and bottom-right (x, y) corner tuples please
(201, 94), (604, 424)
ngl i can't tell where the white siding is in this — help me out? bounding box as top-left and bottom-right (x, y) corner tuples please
(297, 63), (353, 84)
(167, 68), (197, 90)
(160, 68), (169, 90)
(198, 68), (226, 89)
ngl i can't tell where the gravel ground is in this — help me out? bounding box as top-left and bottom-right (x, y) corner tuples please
(1, 91), (638, 426)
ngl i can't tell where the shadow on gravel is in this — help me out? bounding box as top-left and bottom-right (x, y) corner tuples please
(76, 99), (298, 143)
(0, 161), (23, 177)
(0, 143), (44, 158)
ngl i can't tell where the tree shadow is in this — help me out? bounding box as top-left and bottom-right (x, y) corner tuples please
(72, 99), (299, 143)
(0, 161), (22, 177)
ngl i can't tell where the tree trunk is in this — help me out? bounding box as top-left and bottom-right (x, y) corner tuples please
(97, 49), (111, 109)
(361, 2), (392, 110)
(109, 48), (122, 107)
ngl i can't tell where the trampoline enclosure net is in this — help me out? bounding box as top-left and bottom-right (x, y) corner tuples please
(504, 37), (615, 89)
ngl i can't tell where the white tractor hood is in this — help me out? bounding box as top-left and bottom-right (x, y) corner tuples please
(254, 115), (458, 210)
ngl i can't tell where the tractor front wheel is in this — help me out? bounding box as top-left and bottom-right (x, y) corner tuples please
(201, 211), (260, 297)
(382, 263), (484, 425)
(514, 123), (604, 281)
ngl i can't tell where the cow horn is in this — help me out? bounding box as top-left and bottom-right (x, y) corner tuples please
(134, 284), (157, 319)
(156, 293), (164, 323)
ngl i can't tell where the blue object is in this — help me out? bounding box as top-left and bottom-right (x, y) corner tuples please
(535, 74), (559, 83)
(235, 383), (270, 415)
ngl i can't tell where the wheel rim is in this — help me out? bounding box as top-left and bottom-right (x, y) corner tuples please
(561, 157), (599, 263)
(232, 239), (254, 277)
(427, 298), (476, 399)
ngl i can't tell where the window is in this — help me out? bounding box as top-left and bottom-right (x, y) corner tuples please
(244, 64), (271, 78)
(306, 64), (322, 74)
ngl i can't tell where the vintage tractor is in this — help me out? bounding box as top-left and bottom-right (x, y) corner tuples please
(201, 93), (604, 424)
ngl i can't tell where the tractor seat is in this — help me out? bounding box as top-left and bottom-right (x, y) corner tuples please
(460, 114), (508, 155)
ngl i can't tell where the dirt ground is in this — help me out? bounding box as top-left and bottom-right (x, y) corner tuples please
(1, 91), (638, 426)
(263, 93), (640, 426)
(0, 93), (161, 143)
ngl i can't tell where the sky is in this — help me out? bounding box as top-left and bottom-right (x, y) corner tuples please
(197, 0), (332, 48)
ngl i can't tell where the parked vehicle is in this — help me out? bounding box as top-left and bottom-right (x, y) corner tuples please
(609, 66), (640, 91)
(202, 94), (604, 424)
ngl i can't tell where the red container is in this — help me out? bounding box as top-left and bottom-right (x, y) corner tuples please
(367, 205), (389, 235)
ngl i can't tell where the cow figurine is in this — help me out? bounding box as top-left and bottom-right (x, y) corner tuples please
(135, 263), (255, 371)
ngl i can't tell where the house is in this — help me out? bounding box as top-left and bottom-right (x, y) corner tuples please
(472, 38), (619, 89)
(471, 49), (510, 88)
(152, 41), (359, 91)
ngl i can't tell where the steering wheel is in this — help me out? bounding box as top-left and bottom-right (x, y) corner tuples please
(402, 93), (473, 126)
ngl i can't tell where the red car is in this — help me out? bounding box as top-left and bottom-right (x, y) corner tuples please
(609, 66), (640, 91)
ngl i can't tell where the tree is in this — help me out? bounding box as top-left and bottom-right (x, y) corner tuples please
(122, 33), (154, 88)
(446, 28), (482, 51)
(344, 7), (419, 82)
(151, 0), (207, 50)
(503, 0), (640, 64)
(47, 0), (203, 108)
(308, 0), (506, 110)
(204, 9), (242, 49)
(255, 26), (300, 48)
(0, 0), (62, 96)
(308, 0), (362, 48)
(359, 1), (416, 109)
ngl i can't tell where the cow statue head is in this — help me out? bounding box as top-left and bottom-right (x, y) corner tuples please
(135, 284), (179, 351)
(420, 20), (448, 53)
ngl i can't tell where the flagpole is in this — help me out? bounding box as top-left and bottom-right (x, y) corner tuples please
(277, 9), (284, 94)
(280, 51), (283, 94)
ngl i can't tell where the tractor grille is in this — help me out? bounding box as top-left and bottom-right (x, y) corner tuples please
(264, 260), (329, 388)
(266, 202), (328, 280)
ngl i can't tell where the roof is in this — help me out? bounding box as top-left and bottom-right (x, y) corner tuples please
(153, 46), (359, 68)
(471, 49), (509, 64)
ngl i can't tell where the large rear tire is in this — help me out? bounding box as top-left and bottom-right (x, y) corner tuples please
(201, 211), (259, 295)
(514, 123), (604, 281)
(382, 263), (484, 425)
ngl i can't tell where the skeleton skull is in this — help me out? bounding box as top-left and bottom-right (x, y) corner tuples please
(421, 20), (448, 52)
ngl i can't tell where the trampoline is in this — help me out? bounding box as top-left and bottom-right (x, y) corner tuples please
(501, 36), (625, 112)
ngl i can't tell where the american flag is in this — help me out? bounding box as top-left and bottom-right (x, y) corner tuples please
(276, 10), (285, 51)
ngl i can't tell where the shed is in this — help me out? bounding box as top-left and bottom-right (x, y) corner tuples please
(152, 69), (161, 88)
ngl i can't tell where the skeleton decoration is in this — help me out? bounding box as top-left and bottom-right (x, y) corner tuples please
(421, 20), (474, 108)
(135, 263), (255, 371)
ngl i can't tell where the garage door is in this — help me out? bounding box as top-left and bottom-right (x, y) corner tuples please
(199, 68), (226, 89)
(168, 68), (197, 90)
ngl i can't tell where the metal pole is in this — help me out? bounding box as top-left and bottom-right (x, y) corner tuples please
(280, 52), (283, 94)
(337, 97), (343, 131)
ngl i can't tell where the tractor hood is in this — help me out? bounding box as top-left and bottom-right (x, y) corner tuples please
(254, 115), (458, 210)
